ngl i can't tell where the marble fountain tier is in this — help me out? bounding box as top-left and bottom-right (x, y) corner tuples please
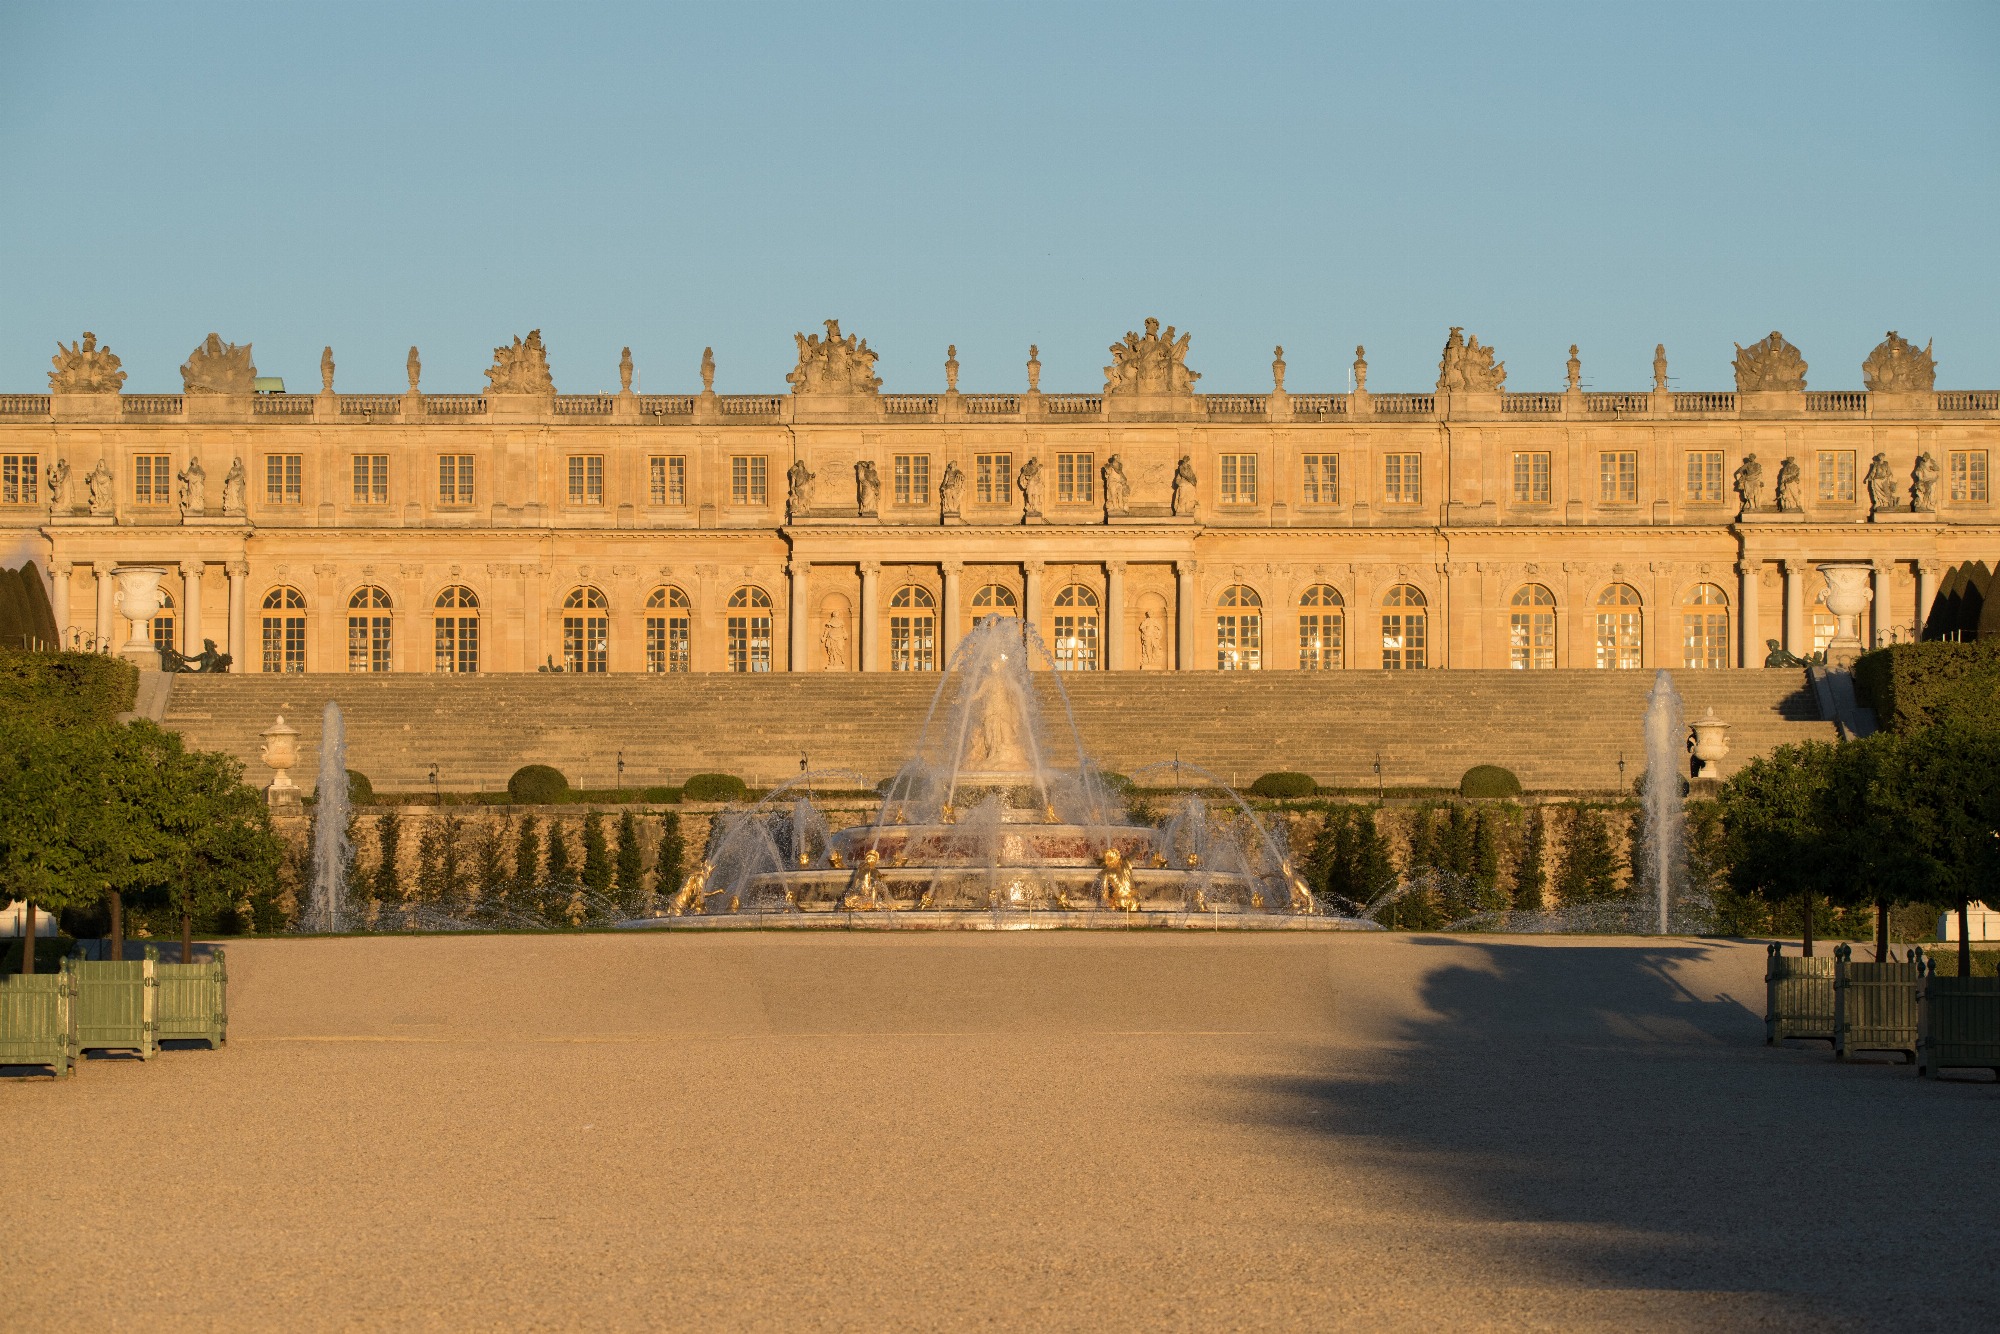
(623, 616), (1378, 932)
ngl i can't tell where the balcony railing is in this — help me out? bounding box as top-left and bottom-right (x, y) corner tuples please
(1673, 392), (1735, 414)
(1501, 393), (1563, 414)
(961, 394), (1020, 415)
(1585, 392), (1651, 414)
(423, 395), (486, 416)
(1202, 394), (1267, 418)
(1043, 394), (1102, 416)
(552, 395), (613, 415)
(718, 395), (785, 417)
(1371, 394), (1435, 415)
(1288, 394), (1347, 418)
(338, 395), (401, 416)
(0, 394), (51, 415)
(1805, 391), (1867, 414)
(638, 395), (696, 418)
(122, 395), (183, 416)
(1938, 391), (2000, 412)
(252, 394), (315, 416)
(882, 394), (939, 415)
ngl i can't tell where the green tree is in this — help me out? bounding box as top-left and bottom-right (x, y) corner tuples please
(148, 737), (282, 962)
(614, 811), (646, 913)
(512, 815), (542, 917)
(1324, 808), (1400, 923)
(1555, 803), (1619, 907)
(372, 811), (404, 911)
(1720, 742), (1839, 954)
(544, 819), (574, 923)
(416, 817), (444, 906)
(1511, 807), (1547, 913)
(1472, 808), (1504, 893)
(476, 816), (511, 920)
(1890, 723), (2000, 977)
(582, 812), (613, 900)
(0, 722), (116, 970)
(652, 812), (685, 904)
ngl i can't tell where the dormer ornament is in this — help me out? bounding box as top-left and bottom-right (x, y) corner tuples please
(49, 333), (126, 393)
(787, 320), (881, 396)
(485, 330), (555, 395)
(1436, 328), (1505, 392)
(181, 333), (256, 394)
(1861, 332), (1935, 393)
(1732, 332), (1806, 393)
(1103, 318), (1199, 398)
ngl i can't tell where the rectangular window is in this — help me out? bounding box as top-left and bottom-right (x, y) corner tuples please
(347, 615), (392, 673)
(646, 615), (690, 672)
(1219, 454), (1258, 505)
(134, 454), (173, 506)
(566, 455), (604, 506)
(976, 453), (1013, 505)
(1, 454), (39, 505)
(728, 614), (772, 672)
(563, 613), (609, 674)
(351, 455), (388, 506)
(1598, 451), (1639, 504)
(1512, 452), (1552, 504)
(1816, 451), (1856, 503)
(438, 455), (475, 507)
(731, 455), (767, 506)
(1301, 454), (1338, 506)
(649, 455), (686, 507)
(1057, 452), (1095, 504)
(434, 616), (478, 674)
(262, 615), (306, 673)
(1949, 450), (1989, 502)
(1384, 453), (1421, 505)
(1686, 451), (1724, 503)
(893, 454), (931, 506)
(264, 454), (302, 506)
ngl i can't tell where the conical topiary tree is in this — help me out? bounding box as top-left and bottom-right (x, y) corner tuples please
(614, 811), (646, 914)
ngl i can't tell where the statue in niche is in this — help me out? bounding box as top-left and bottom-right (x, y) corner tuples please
(1910, 452), (1940, 512)
(1862, 331), (1936, 393)
(1171, 455), (1199, 517)
(49, 332), (126, 394)
(1436, 327), (1506, 393)
(1732, 332), (1807, 393)
(485, 330), (555, 395)
(819, 613), (849, 671)
(854, 460), (881, 516)
(786, 459), (815, 518)
(787, 320), (881, 396)
(700, 347), (716, 393)
(1733, 453), (1765, 514)
(1864, 453), (1899, 514)
(1653, 343), (1669, 392)
(1775, 457), (1803, 513)
(939, 461), (965, 519)
(1026, 345), (1041, 393)
(1101, 454), (1130, 518)
(1103, 318), (1199, 397)
(222, 458), (246, 516)
(1017, 456), (1043, 517)
(178, 458), (207, 518)
(180, 333), (256, 395)
(87, 459), (113, 516)
(618, 347), (634, 394)
(320, 346), (335, 394)
(48, 459), (73, 513)
(406, 346), (422, 393)
(1137, 609), (1166, 670)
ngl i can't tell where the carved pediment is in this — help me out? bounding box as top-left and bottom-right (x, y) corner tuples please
(1103, 318), (1199, 398)
(1862, 331), (1935, 393)
(485, 330), (555, 395)
(49, 332), (126, 393)
(1733, 331), (1806, 393)
(180, 333), (256, 394)
(787, 320), (881, 396)
(1436, 328), (1505, 393)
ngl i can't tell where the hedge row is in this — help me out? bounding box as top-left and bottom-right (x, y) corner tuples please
(1853, 639), (2000, 734)
(0, 648), (138, 726)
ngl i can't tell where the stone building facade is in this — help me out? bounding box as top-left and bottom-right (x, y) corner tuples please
(2, 322), (1993, 675)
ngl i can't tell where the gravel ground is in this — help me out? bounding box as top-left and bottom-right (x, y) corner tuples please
(5, 932), (1996, 1332)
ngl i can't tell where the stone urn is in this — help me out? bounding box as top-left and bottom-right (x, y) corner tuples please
(1817, 563), (1874, 666)
(260, 714), (302, 810)
(1689, 708), (1731, 778)
(112, 565), (170, 669)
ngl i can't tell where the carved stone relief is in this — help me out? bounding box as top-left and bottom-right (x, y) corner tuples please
(787, 320), (881, 396)
(1732, 332), (1806, 393)
(1102, 318), (1199, 397)
(181, 333), (256, 394)
(1436, 328), (1505, 393)
(485, 330), (555, 395)
(1861, 331), (1936, 393)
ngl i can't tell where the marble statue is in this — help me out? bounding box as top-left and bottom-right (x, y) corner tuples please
(1026, 345), (1040, 393)
(788, 320), (881, 396)
(619, 347), (634, 393)
(1352, 345), (1368, 393)
(787, 459), (815, 517)
(1862, 331), (1936, 393)
(819, 613), (848, 670)
(1171, 455), (1198, 517)
(855, 460), (881, 516)
(944, 345), (959, 392)
(222, 457), (246, 516)
(1911, 452), (1939, 512)
(1103, 318), (1199, 397)
(1138, 609), (1165, 669)
(1097, 848), (1139, 912)
(1017, 456), (1043, 516)
(181, 333), (256, 394)
(1101, 454), (1130, 518)
(406, 346), (422, 393)
(177, 457), (207, 517)
(1653, 343), (1669, 392)
(47, 458), (72, 512)
(321, 346), (335, 394)
(1732, 332), (1807, 393)
(700, 346), (715, 393)
(87, 458), (113, 516)
(1776, 457), (1803, 512)
(1864, 453), (1898, 513)
(1271, 346), (1287, 393)
(485, 330), (555, 395)
(939, 460), (965, 519)
(48, 332), (126, 393)
(1733, 453), (1764, 513)
(1436, 327), (1506, 393)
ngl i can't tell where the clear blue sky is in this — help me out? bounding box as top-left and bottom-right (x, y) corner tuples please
(3, 2), (1996, 395)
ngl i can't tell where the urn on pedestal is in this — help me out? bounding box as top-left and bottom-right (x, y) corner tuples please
(260, 715), (303, 811)
(1688, 709), (1732, 779)
(111, 566), (170, 670)
(1816, 564), (1874, 666)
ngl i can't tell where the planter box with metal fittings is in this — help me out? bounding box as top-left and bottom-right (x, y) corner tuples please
(71, 949), (158, 1059)
(0, 961), (78, 1077)
(156, 947), (226, 1048)
(1832, 943), (1919, 1063)
(1765, 941), (1835, 1045)
(1917, 954), (2000, 1078)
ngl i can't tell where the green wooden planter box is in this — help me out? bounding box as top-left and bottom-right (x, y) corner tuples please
(0, 963), (77, 1076)
(1917, 957), (2000, 1078)
(72, 951), (158, 1059)
(1833, 944), (1920, 1063)
(1766, 942), (1836, 1045)
(156, 949), (226, 1048)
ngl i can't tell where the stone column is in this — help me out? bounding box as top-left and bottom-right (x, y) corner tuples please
(788, 561), (810, 673)
(1782, 559), (1805, 655)
(1023, 560), (1045, 650)
(1916, 562), (1937, 637)
(859, 561), (880, 673)
(180, 560), (204, 657)
(1104, 561), (1126, 670)
(227, 562), (249, 672)
(1870, 561), (1888, 647)
(1175, 560), (1196, 671)
(1738, 560), (1760, 668)
(94, 565), (115, 652)
(49, 561), (70, 648)
(941, 561), (963, 662)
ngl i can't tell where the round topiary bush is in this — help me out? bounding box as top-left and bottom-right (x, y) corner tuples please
(1249, 771), (1317, 799)
(682, 772), (748, 803)
(343, 770), (374, 805)
(508, 764), (571, 803)
(1459, 764), (1523, 798)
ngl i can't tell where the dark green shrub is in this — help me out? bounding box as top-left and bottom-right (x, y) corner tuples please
(508, 764), (571, 803)
(1249, 772), (1317, 799)
(1459, 765), (1523, 798)
(0, 648), (137, 726)
(683, 773), (748, 803)
(1853, 639), (2000, 734)
(637, 785), (681, 803)
(344, 770), (375, 805)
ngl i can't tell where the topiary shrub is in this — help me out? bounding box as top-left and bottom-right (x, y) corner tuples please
(508, 764), (571, 803)
(1458, 764), (1522, 798)
(1853, 639), (2000, 734)
(0, 647), (138, 726)
(682, 772), (748, 803)
(344, 770), (375, 805)
(1249, 771), (1317, 799)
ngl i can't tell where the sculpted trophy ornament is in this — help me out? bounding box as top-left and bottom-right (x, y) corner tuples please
(1653, 343), (1669, 392)
(1016, 456), (1043, 518)
(786, 459), (815, 518)
(618, 347), (635, 394)
(1566, 344), (1582, 393)
(1101, 454), (1131, 519)
(221, 458), (246, 517)
(48, 459), (73, 513)
(1733, 454), (1765, 514)
(1732, 332), (1807, 393)
(1352, 345), (1368, 393)
(1775, 457), (1804, 513)
(87, 458), (113, 516)
(700, 346), (716, 393)
(177, 458), (207, 518)
(49, 332), (127, 394)
(1103, 318), (1199, 398)
(1436, 328), (1506, 393)
(1861, 331), (1936, 393)
(1171, 455), (1199, 517)
(1910, 452), (1940, 513)
(180, 333), (256, 394)
(484, 330), (555, 395)
(787, 320), (881, 396)
(1271, 346), (1287, 393)
(406, 346), (422, 393)
(939, 460), (965, 520)
(1864, 453), (1899, 514)
(854, 459), (882, 517)
(320, 346), (335, 394)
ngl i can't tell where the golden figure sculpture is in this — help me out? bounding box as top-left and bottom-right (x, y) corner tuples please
(939, 804), (956, 825)
(1150, 852), (1169, 869)
(1097, 847), (1139, 912)
(669, 860), (715, 915)
(842, 848), (889, 910)
(828, 851), (845, 869)
(1043, 804), (1060, 824)
(1279, 859), (1318, 915)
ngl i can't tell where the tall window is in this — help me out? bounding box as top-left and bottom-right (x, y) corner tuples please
(1052, 585), (1099, 671)
(645, 586), (691, 673)
(970, 584), (1018, 619)
(438, 455), (475, 507)
(1, 454), (40, 505)
(1811, 586), (1838, 660)
(1509, 585), (1557, 670)
(562, 586), (610, 673)
(1681, 583), (1730, 670)
(1302, 454), (1338, 505)
(1381, 585), (1428, 670)
(135, 454), (172, 506)
(888, 585), (937, 671)
(1057, 453), (1095, 504)
(726, 586), (773, 672)
(150, 590), (177, 658)
(1599, 451), (1639, 504)
(1949, 450), (1989, 502)
(434, 586), (479, 674)
(649, 455), (686, 507)
(1216, 585), (1263, 670)
(1298, 584), (1344, 670)
(1512, 452), (1552, 504)
(892, 455), (931, 507)
(731, 456), (767, 506)
(260, 587), (307, 673)
(1817, 451), (1856, 503)
(347, 586), (393, 673)
(1686, 452), (1724, 503)
(566, 455), (604, 506)
(264, 454), (302, 506)
(351, 455), (388, 505)
(1384, 453), (1421, 505)
(1594, 584), (1643, 670)
(976, 453), (1013, 505)
(1219, 454), (1258, 505)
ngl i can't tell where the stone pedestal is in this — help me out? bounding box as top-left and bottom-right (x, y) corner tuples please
(261, 714), (303, 812)
(1817, 563), (1874, 667)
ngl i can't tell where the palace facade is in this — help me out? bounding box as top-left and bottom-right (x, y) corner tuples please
(2, 322), (1994, 676)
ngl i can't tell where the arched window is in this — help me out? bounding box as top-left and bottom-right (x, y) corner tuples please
(1593, 583), (1643, 670)
(1216, 584), (1263, 671)
(971, 584), (1018, 614)
(261, 587), (307, 674)
(434, 585), (479, 674)
(1381, 585), (1428, 670)
(150, 590), (177, 659)
(1298, 584), (1344, 670)
(1811, 584), (1838, 660)
(1053, 584), (1099, 671)
(887, 585), (937, 672)
(1510, 584), (1557, 670)
(727, 585), (773, 673)
(562, 586), (609, 673)
(645, 586), (691, 673)
(347, 586), (393, 673)
(1681, 583), (1730, 669)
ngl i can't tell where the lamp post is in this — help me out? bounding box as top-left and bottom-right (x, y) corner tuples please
(428, 763), (439, 806)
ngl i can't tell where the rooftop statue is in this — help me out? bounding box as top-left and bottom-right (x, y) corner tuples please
(407, 346), (422, 393)
(320, 346), (335, 394)
(49, 332), (126, 394)
(1103, 317), (1199, 397)
(1732, 331), (1806, 393)
(787, 320), (881, 396)
(181, 333), (256, 395)
(1436, 327), (1506, 393)
(1861, 331), (1936, 393)
(485, 330), (555, 395)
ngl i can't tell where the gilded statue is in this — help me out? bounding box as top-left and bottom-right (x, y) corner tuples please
(1733, 453), (1764, 513)
(1278, 860), (1318, 915)
(1732, 331), (1807, 393)
(1910, 452), (1939, 513)
(181, 333), (257, 395)
(1171, 455), (1198, 517)
(786, 458), (815, 517)
(1017, 456), (1043, 516)
(221, 458), (246, 516)
(1775, 457), (1803, 513)
(668, 860), (716, 915)
(1096, 847), (1139, 912)
(1103, 318), (1199, 398)
(938, 460), (965, 519)
(842, 847), (890, 910)
(854, 460), (881, 516)
(1862, 331), (1936, 393)
(1101, 454), (1130, 518)
(87, 458), (113, 516)
(787, 320), (881, 396)
(49, 332), (126, 394)
(485, 330), (555, 395)
(1864, 453), (1899, 514)
(1436, 328), (1506, 393)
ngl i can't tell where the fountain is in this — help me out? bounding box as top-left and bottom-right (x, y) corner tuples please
(1640, 669), (1686, 935)
(630, 616), (1373, 931)
(302, 701), (351, 933)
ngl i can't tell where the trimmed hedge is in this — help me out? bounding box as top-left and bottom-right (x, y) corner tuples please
(1459, 765), (1523, 798)
(683, 773), (748, 803)
(1249, 772), (1317, 799)
(344, 770), (375, 805)
(508, 764), (571, 803)
(1853, 639), (2000, 734)
(0, 648), (138, 726)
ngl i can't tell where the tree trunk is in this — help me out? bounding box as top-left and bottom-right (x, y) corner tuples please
(19, 900), (34, 974)
(1801, 888), (1814, 958)
(109, 891), (123, 963)
(181, 911), (193, 965)
(1875, 897), (1889, 962)
(1959, 898), (1972, 979)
